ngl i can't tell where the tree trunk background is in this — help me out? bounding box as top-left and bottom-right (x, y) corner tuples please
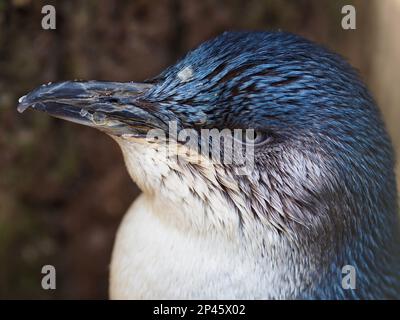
(0, 0), (398, 299)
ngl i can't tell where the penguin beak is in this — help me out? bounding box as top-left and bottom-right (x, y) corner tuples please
(17, 80), (165, 137)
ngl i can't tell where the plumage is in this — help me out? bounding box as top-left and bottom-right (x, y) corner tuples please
(18, 31), (400, 299)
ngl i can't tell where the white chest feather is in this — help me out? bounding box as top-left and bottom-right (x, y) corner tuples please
(108, 137), (309, 299)
(109, 193), (299, 299)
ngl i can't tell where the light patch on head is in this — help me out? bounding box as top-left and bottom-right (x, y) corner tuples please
(177, 66), (194, 83)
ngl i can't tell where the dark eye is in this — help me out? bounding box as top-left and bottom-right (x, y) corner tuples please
(244, 130), (268, 145)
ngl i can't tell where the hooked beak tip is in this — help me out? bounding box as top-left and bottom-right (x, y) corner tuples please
(18, 95), (26, 104)
(17, 95), (30, 113)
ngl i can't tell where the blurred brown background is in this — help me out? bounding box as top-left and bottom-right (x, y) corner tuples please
(0, 0), (399, 299)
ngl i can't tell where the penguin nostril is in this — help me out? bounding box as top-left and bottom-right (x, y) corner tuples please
(103, 97), (120, 103)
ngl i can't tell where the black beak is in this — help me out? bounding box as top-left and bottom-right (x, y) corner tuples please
(17, 80), (165, 136)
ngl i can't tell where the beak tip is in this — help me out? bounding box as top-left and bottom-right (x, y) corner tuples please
(18, 95), (27, 104)
(17, 95), (30, 113)
(17, 106), (27, 113)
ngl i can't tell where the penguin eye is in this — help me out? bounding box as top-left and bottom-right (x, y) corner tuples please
(243, 130), (269, 145)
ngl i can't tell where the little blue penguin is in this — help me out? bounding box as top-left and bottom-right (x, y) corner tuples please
(18, 31), (400, 299)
